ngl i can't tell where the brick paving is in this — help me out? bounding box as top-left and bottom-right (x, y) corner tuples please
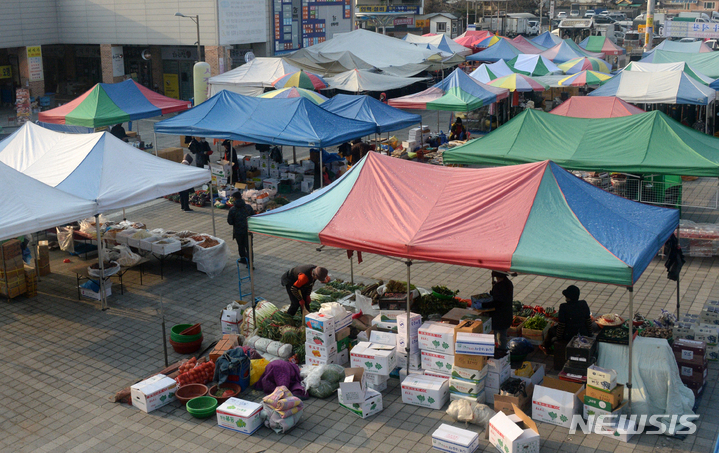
(1, 111), (718, 452)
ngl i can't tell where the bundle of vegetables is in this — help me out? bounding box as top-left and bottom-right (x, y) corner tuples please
(639, 326), (672, 339)
(518, 306), (535, 317)
(654, 309), (677, 328)
(189, 190), (209, 207)
(273, 196), (291, 206)
(385, 280), (416, 293)
(239, 301), (278, 337)
(543, 307), (557, 318)
(176, 360), (215, 386)
(512, 301), (524, 315)
(432, 285), (458, 297)
(522, 314), (548, 331)
(327, 280), (365, 292)
(511, 317), (525, 328)
(415, 294), (466, 319)
(314, 286), (352, 300)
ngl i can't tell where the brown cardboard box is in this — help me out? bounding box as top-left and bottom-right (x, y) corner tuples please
(210, 334), (240, 362)
(246, 170), (261, 179)
(493, 382), (534, 415)
(454, 353), (487, 370)
(234, 182), (256, 190)
(0, 280), (26, 298)
(1, 239), (22, 260)
(673, 339), (707, 367)
(157, 147), (184, 163)
(586, 383), (624, 408)
(38, 263), (51, 276)
(454, 320), (483, 340)
(126, 131), (138, 138)
(679, 360), (708, 386)
(442, 307), (486, 325)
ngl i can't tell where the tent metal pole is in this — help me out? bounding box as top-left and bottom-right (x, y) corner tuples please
(320, 148), (324, 188)
(153, 132), (158, 157)
(405, 260), (412, 376)
(350, 253), (354, 285)
(96, 214), (106, 311)
(676, 227), (681, 318)
(209, 179), (217, 237)
(293, 146), (297, 164)
(122, 208), (126, 221)
(249, 232), (256, 330)
(627, 286), (634, 414)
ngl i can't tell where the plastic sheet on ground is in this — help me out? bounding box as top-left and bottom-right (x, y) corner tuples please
(192, 235), (228, 278)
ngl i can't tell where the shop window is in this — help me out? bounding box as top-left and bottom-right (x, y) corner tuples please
(705, 2), (715, 8)
(437, 22), (447, 32)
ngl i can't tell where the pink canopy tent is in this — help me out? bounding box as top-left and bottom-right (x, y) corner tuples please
(549, 96), (645, 118)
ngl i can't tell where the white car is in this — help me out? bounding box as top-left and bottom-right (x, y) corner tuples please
(570, 10), (579, 17)
(585, 10), (596, 17)
(557, 11), (567, 19)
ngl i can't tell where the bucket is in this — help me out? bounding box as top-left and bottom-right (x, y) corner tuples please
(226, 355), (251, 391)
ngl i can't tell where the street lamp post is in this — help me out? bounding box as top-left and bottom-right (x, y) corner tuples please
(175, 12), (201, 61)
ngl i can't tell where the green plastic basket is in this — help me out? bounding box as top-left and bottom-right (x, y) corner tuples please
(186, 396), (218, 418)
(170, 324), (202, 343)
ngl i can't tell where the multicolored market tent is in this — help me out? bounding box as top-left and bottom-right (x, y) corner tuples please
(453, 30), (494, 49)
(321, 94), (421, 133)
(649, 40), (713, 55)
(558, 57), (611, 74)
(550, 96), (645, 118)
(539, 41), (602, 63)
(403, 33), (473, 56)
(469, 60), (515, 84)
(623, 61), (714, 86)
(272, 70), (327, 90)
(639, 49), (719, 78)
(259, 87), (328, 104)
(590, 71), (716, 105)
(531, 31), (562, 48)
(324, 69), (427, 93)
(475, 34), (502, 48)
(248, 152), (678, 286)
(467, 39), (520, 62)
(579, 36), (625, 56)
(507, 54), (562, 76)
(443, 109), (719, 176)
(38, 79), (192, 128)
(557, 70), (612, 87)
(488, 73), (548, 92)
(388, 68), (509, 111)
(511, 35), (546, 54)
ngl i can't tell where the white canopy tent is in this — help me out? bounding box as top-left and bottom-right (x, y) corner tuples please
(325, 69), (428, 93)
(208, 58), (299, 97)
(402, 33), (473, 57)
(0, 161), (97, 242)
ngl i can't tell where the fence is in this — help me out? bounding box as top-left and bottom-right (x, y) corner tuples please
(584, 175), (719, 210)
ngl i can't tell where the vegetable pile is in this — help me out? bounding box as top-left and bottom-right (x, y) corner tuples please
(522, 314), (548, 331)
(176, 359), (215, 386)
(432, 285), (458, 297)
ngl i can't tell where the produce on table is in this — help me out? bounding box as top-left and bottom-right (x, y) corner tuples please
(639, 327), (672, 339)
(176, 361), (215, 386)
(415, 293), (466, 319)
(196, 237), (220, 248)
(385, 280), (416, 293)
(522, 314), (548, 331)
(431, 285), (458, 297)
(654, 309), (677, 327)
(511, 317), (524, 328)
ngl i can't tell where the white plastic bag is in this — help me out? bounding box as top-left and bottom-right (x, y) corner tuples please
(446, 400), (495, 427)
(319, 302), (348, 319)
(115, 245), (141, 267)
(300, 364), (326, 392)
(56, 227), (74, 253)
(192, 235), (229, 278)
(355, 290), (379, 317)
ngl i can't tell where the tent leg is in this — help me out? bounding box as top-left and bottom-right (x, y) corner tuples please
(153, 132), (158, 157)
(96, 214), (106, 311)
(293, 146), (297, 165)
(209, 179), (217, 237)
(249, 232), (256, 330)
(122, 208), (126, 221)
(320, 148), (324, 188)
(350, 253), (354, 285)
(405, 260), (412, 376)
(160, 290), (168, 367)
(676, 227), (681, 318)
(627, 286), (634, 414)
(437, 110), (440, 133)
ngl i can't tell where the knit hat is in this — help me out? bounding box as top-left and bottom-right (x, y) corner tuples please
(314, 267), (330, 283)
(562, 285), (580, 301)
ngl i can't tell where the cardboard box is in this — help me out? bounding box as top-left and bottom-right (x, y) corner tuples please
(337, 336), (351, 353)
(370, 330), (398, 347)
(432, 424), (480, 453)
(338, 368), (367, 404)
(338, 388), (383, 419)
(424, 369), (451, 380)
(306, 327), (336, 347)
(513, 362), (545, 386)
(397, 333), (420, 355)
(673, 339), (707, 366)
(305, 313), (335, 333)
(493, 383), (535, 415)
(334, 313), (353, 332)
(350, 342), (397, 375)
(695, 324), (719, 345)
(581, 390), (627, 419)
(421, 350), (454, 374)
(454, 320), (484, 339)
(454, 353), (488, 371)
(673, 323), (696, 341)
(301, 180), (314, 193)
(221, 308), (242, 335)
(80, 282), (112, 300)
(450, 389), (485, 404)
(337, 348), (349, 366)
(585, 383), (624, 409)
(151, 238), (182, 255)
(441, 308), (491, 329)
(486, 366), (511, 390)
(216, 398), (263, 435)
(487, 355), (510, 373)
(587, 365), (618, 391)
(157, 147), (184, 163)
(401, 375), (449, 410)
(306, 341), (338, 360)
(707, 343), (719, 361)
(679, 360), (708, 386)
(566, 336), (598, 365)
(210, 334), (240, 362)
(336, 326), (351, 342)
(234, 182), (256, 190)
(485, 386), (499, 405)
(587, 416), (637, 443)
(701, 307), (719, 325)
(130, 374), (177, 413)
(397, 351), (421, 369)
(397, 312), (423, 336)
(371, 314), (398, 331)
(531, 376), (584, 428)
(455, 333), (495, 356)
(488, 405), (540, 453)
(451, 364), (488, 382)
(419, 322), (456, 354)
(306, 352), (337, 366)
(449, 377), (485, 397)
(367, 380), (387, 392)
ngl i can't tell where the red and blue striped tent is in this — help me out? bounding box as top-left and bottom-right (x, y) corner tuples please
(39, 79), (192, 128)
(249, 152), (678, 287)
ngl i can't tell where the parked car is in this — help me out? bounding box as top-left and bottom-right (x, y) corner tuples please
(557, 11), (567, 19)
(527, 20), (541, 35)
(570, 10), (579, 17)
(593, 15), (617, 24)
(585, 10), (596, 17)
(705, 39), (719, 50)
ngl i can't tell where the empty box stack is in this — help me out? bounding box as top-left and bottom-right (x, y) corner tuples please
(450, 320), (493, 403)
(673, 338), (708, 397)
(583, 365), (624, 418)
(1, 239), (26, 299)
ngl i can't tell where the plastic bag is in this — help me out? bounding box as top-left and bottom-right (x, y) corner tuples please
(320, 364), (345, 384)
(79, 215), (108, 237)
(300, 364), (326, 391)
(308, 379), (339, 399)
(355, 290), (379, 317)
(250, 358), (269, 386)
(114, 245), (141, 267)
(446, 400), (495, 427)
(192, 235), (229, 278)
(472, 404), (496, 427)
(56, 227), (74, 253)
(319, 302), (348, 319)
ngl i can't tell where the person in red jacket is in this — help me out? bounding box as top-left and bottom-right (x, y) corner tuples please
(280, 265), (330, 316)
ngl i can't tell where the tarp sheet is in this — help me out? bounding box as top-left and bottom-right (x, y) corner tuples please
(321, 94), (421, 133)
(324, 69), (427, 92)
(403, 33), (472, 56)
(469, 60), (515, 83)
(623, 61), (714, 85)
(0, 122), (209, 213)
(590, 71), (716, 105)
(644, 39), (712, 57)
(38, 80), (192, 128)
(443, 109), (719, 176)
(208, 58), (299, 96)
(467, 39), (520, 62)
(550, 96), (645, 118)
(154, 90), (377, 147)
(249, 153), (679, 286)
(639, 49), (719, 78)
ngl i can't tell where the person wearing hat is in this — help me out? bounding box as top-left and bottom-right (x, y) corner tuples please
(189, 137), (212, 168)
(281, 265), (330, 316)
(221, 140), (240, 184)
(179, 154), (194, 212)
(540, 285), (593, 354)
(227, 191), (254, 263)
(487, 270), (514, 353)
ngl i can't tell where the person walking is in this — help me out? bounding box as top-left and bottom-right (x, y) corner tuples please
(487, 270), (514, 353)
(179, 154), (194, 212)
(227, 192), (254, 263)
(281, 265), (330, 316)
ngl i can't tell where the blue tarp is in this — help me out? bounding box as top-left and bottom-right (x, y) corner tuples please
(321, 94), (421, 133)
(467, 39), (521, 62)
(154, 90), (377, 147)
(532, 31), (562, 49)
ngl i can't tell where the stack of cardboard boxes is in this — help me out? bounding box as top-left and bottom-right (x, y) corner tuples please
(485, 354), (511, 404)
(673, 338), (708, 397)
(582, 365), (625, 418)
(562, 335), (598, 381)
(305, 313), (338, 366)
(350, 339), (397, 397)
(210, 334), (240, 362)
(0, 239), (26, 299)
(419, 321), (456, 379)
(37, 240), (50, 276)
(450, 320), (493, 403)
(338, 368), (383, 418)
(23, 265), (37, 297)
(673, 311), (719, 361)
(397, 312), (422, 371)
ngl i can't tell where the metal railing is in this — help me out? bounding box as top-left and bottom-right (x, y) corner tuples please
(583, 175), (719, 210)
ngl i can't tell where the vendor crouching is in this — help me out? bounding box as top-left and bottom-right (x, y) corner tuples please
(540, 285), (593, 355)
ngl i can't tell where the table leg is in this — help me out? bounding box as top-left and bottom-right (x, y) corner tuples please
(119, 271), (124, 295)
(76, 274), (81, 300)
(140, 263), (144, 286)
(160, 256), (164, 280)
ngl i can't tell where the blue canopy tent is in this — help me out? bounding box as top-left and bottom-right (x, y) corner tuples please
(467, 39), (521, 62)
(320, 94), (422, 133)
(590, 71), (716, 105)
(532, 31), (562, 48)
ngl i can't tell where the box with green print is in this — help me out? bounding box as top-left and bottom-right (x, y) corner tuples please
(531, 376), (584, 428)
(306, 327), (335, 346)
(338, 388), (383, 419)
(350, 341), (397, 376)
(130, 374), (177, 413)
(216, 398), (263, 435)
(421, 349), (454, 373)
(418, 321), (456, 354)
(401, 374), (449, 410)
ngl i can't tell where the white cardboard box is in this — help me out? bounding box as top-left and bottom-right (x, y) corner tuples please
(130, 374), (177, 413)
(424, 369), (451, 381)
(486, 366), (511, 390)
(449, 377), (485, 397)
(397, 351), (421, 369)
(366, 373), (390, 385)
(263, 179), (279, 192)
(151, 238), (182, 255)
(695, 323), (719, 345)
(485, 386), (499, 405)
(338, 368), (367, 404)
(397, 312), (423, 336)
(455, 332), (495, 356)
(401, 375), (449, 410)
(421, 350), (454, 374)
(450, 390), (486, 404)
(334, 313), (353, 332)
(306, 341), (337, 360)
(80, 282), (112, 301)
(338, 388), (383, 419)
(301, 180), (314, 193)
(419, 321), (456, 354)
(432, 423), (479, 453)
(221, 308), (242, 335)
(487, 355), (509, 373)
(397, 333), (420, 354)
(488, 405), (540, 453)
(337, 348), (349, 366)
(367, 381), (387, 392)
(306, 352), (337, 366)
(306, 327), (336, 347)
(514, 362), (546, 387)
(587, 416), (637, 443)
(370, 330), (398, 347)
(532, 376), (585, 428)
(451, 364), (488, 383)
(216, 398), (263, 435)
(305, 313), (335, 333)
(350, 342), (397, 375)
(587, 364), (618, 391)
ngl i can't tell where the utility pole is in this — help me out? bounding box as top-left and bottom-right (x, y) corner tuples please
(645, 0), (655, 51)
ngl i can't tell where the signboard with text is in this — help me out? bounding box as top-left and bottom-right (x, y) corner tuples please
(0, 66), (11, 79)
(219, 0), (269, 45)
(273, 0), (351, 54)
(111, 46), (125, 77)
(356, 5), (421, 13)
(27, 46), (43, 82)
(662, 19), (719, 39)
(394, 17), (414, 26)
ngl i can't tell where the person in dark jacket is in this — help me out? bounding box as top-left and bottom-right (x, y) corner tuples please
(488, 270), (514, 352)
(540, 285), (593, 354)
(189, 137), (212, 168)
(110, 123), (128, 141)
(222, 140), (239, 184)
(227, 192), (254, 263)
(179, 154), (194, 212)
(281, 265), (330, 316)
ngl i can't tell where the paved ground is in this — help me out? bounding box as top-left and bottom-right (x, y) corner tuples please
(1, 110), (718, 453)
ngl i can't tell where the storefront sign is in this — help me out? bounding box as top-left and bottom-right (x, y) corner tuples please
(219, 0), (268, 45)
(75, 45), (101, 58)
(357, 5), (421, 13)
(112, 46), (125, 77)
(0, 66), (11, 79)
(416, 19), (428, 28)
(549, 0), (555, 19)
(26, 46), (44, 82)
(662, 19), (719, 39)
(394, 17), (414, 26)
(161, 47), (198, 61)
(163, 74), (179, 99)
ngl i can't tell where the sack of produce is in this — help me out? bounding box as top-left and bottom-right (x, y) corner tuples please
(446, 400), (495, 427)
(320, 364), (345, 384)
(192, 235), (229, 278)
(250, 358), (270, 386)
(308, 379), (339, 399)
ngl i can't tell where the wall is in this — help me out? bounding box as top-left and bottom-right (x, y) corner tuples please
(0, 0), (59, 48)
